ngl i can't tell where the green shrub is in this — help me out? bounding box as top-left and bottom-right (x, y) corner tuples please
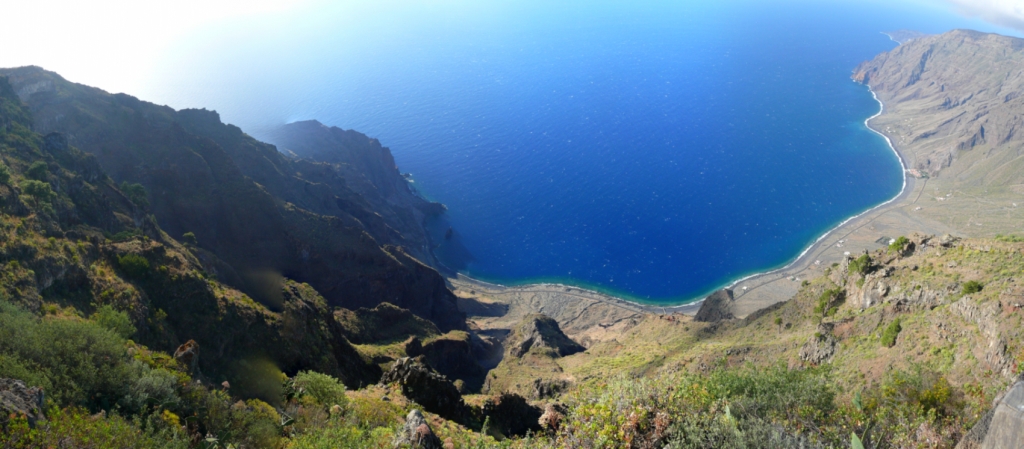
(182, 231), (197, 246)
(994, 234), (1024, 243)
(0, 161), (10, 184)
(962, 280), (983, 295)
(120, 181), (150, 208)
(881, 318), (901, 347)
(119, 361), (180, 415)
(814, 288), (843, 316)
(19, 179), (55, 202)
(288, 418), (395, 449)
(848, 254), (871, 275)
(0, 353), (52, 393)
(705, 364), (836, 422)
(0, 407), (188, 449)
(25, 161), (49, 181)
(118, 253), (151, 278)
(0, 301), (134, 408)
(888, 236), (909, 253)
(873, 366), (962, 418)
(110, 229), (142, 242)
(345, 394), (406, 430)
(91, 305), (136, 339)
(292, 371), (348, 408)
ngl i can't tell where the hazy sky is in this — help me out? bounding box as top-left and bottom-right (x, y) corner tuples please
(1, 0), (1020, 100)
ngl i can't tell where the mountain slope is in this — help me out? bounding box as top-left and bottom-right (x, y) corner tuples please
(0, 66), (465, 331)
(853, 30), (1024, 236)
(264, 119), (446, 265)
(0, 75), (380, 392)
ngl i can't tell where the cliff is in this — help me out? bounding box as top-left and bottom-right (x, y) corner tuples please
(264, 120), (445, 265)
(0, 66), (465, 332)
(0, 75), (379, 393)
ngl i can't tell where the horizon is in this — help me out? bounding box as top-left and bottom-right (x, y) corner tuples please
(1, 0), (1022, 111)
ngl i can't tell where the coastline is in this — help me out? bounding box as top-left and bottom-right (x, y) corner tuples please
(717, 85), (909, 292)
(450, 83), (910, 319)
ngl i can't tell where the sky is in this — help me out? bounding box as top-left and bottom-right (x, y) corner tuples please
(1, 0), (1021, 102)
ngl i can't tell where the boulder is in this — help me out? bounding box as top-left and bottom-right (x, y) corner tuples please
(380, 357), (470, 423)
(0, 378), (45, 427)
(507, 314), (584, 359)
(393, 409), (442, 449)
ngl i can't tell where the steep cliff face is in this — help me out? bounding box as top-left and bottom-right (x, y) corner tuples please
(0, 76), (379, 390)
(853, 30), (1024, 177)
(264, 120), (445, 265)
(0, 66), (465, 332)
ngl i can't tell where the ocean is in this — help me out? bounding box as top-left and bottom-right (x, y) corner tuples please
(140, 0), (1012, 303)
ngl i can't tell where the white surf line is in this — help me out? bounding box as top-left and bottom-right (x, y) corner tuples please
(716, 84), (908, 297)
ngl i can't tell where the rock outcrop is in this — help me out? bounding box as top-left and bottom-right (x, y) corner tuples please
(480, 392), (543, 438)
(335, 302), (441, 345)
(379, 357), (471, 423)
(406, 332), (487, 392)
(263, 120), (445, 266)
(0, 66), (466, 333)
(799, 323), (838, 365)
(532, 378), (571, 399)
(0, 378), (45, 427)
(506, 314), (584, 358)
(173, 340), (199, 374)
(694, 289), (735, 322)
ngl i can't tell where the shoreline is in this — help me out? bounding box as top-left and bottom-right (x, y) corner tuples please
(717, 85), (909, 292)
(449, 83), (910, 318)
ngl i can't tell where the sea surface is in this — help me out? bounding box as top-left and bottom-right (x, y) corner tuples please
(140, 0), (1012, 304)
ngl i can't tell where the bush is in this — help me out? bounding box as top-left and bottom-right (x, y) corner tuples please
(0, 300), (134, 408)
(0, 161), (10, 184)
(91, 305), (136, 339)
(962, 281), (983, 295)
(0, 407), (188, 449)
(814, 288), (843, 316)
(120, 181), (150, 208)
(288, 418), (395, 449)
(25, 161), (49, 181)
(994, 234), (1024, 243)
(118, 253), (151, 279)
(881, 318), (902, 347)
(848, 254), (871, 275)
(704, 364), (836, 422)
(345, 394), (406, 429)
(293, 371), (348, 409)
(182, 231), (197, 246)
(888, 236), (909, 253)
(119, 361), (180, 415)
(19, 179), (55, 202)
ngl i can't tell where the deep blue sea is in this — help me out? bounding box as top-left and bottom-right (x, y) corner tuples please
(141, 0), (1015, 304)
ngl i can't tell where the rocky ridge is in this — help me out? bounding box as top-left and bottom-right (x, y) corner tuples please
(0, 66), (465, 332)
